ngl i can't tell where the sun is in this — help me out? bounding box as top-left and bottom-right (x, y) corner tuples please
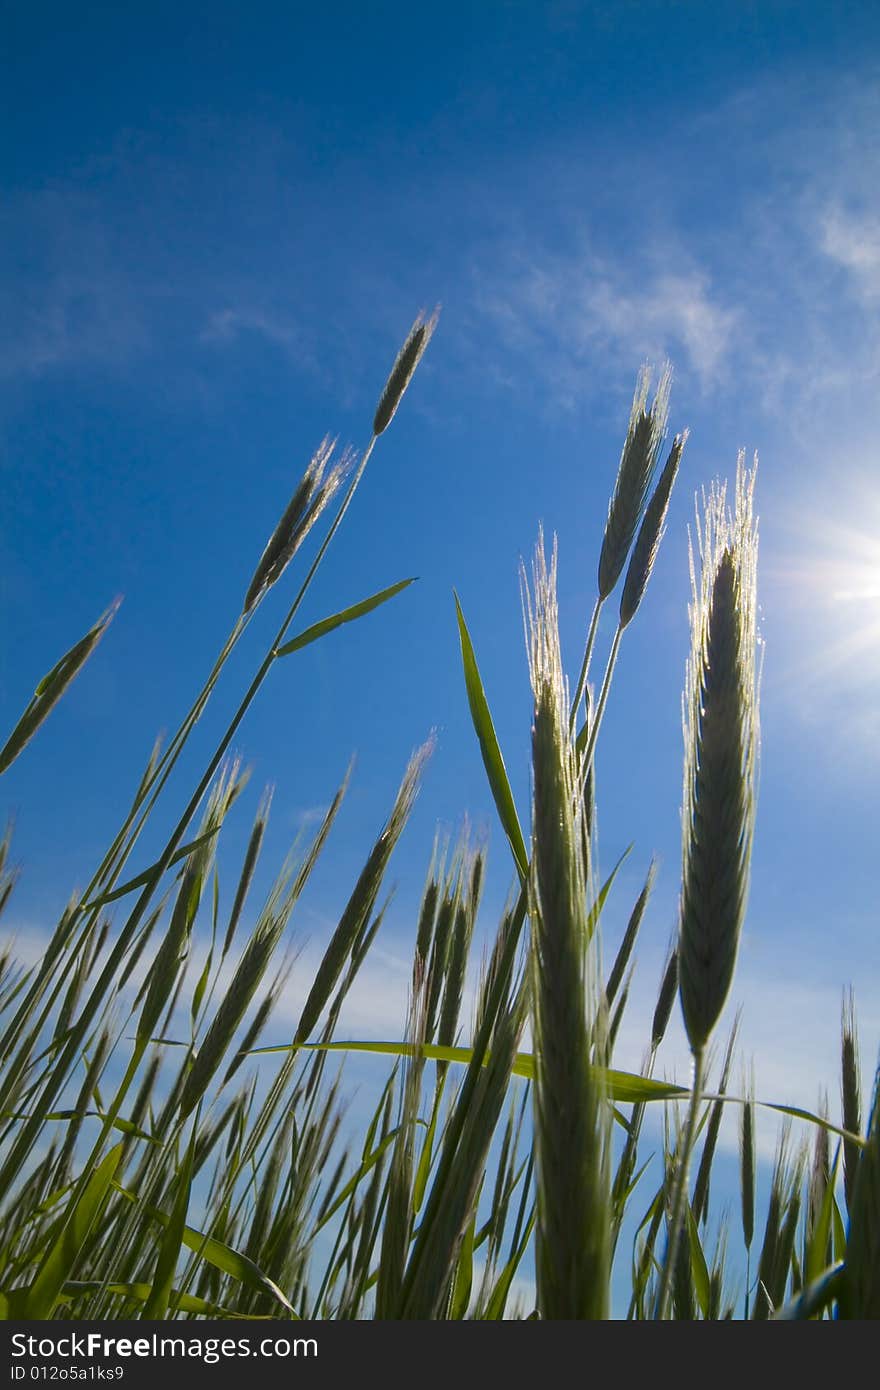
(763, 471), (880, 728)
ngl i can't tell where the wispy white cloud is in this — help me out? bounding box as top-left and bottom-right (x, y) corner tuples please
(458, 66), (880, 425)
(288, 803), (334, 831)
(590, 268), (740, 387)
(820, 205), (880, 299)
(472, 241), (739, 407)
(0, 190), (148, 378)
(0, 922), (51, 969)
(200, 306), (299, 350)
(0, 164), (330, 391)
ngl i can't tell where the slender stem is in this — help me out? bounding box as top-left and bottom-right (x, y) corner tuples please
(162, 436), (377, 880)
(91, 616), (248, 896)
(569, 597), (603, 730)
(655, 1045), (705, 1320)
(576, 621), (623, 775)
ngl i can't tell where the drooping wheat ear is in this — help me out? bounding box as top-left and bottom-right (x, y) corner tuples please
(0, 597), (122, 777)
(523, 528), (610, 1320)
(597, 365), (671, 601)
(179, 904), (290, 1119)
(243, 437), (353, 613)
(0, 822), (16, 922)
(424, 880), (456, 1042)
(436, 847), (481, 1061)
(807, 1090), (831, 1263)
(752, 1125), (803, 1319)
(0, 822), (12, 879)
(295, 737), (433, 1044)
(651, 943), (678, 1052)
(678, 453), (760, 1055)
(222, 960), (291, 1085)
(422, 836), (466, 1044)
(136, 761), (238, 1044)
(740, 1064), (756, 1253)
(692, 1013), (740, 1225)
(738, 1061), (756, 1314)
(841, 988), (862, 1213)
(415, 886), (439, 986)
(222, 786), (273, 958)
(373, 308), (440, 436)
(619, 430), (688, 629)
(605, 858), (656, 1009)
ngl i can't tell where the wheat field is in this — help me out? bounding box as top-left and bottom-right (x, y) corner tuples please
(0, 315), (875, 1322)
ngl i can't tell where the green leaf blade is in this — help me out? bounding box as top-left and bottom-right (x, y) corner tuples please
(275, 579), (416, 657)
(453, 593), (528, 881)
(22, 1142), (124, 1318)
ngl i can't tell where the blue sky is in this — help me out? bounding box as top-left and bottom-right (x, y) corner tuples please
(3, 1), (880, 1264)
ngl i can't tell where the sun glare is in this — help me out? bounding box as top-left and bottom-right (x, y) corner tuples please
(764, 474), (880, 730)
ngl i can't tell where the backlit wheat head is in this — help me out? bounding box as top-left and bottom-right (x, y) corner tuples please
(678, 452), (760, 1055)
(243, 437), (352, 613)
(523, 528), (610, 1320)
(597, 365), (671, 601)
